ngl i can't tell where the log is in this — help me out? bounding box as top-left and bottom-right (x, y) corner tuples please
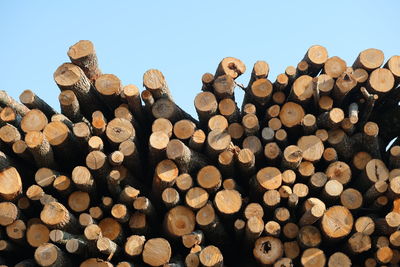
(353, 48), (384, 72)
(303, 45), (328, 76)
(279, 102), (305, 129)
(0, 167), (22, 201)
(199, 245), (223, 267)
(94, 74), (122, 110)
(34, 243), (70, 267)
(300, 248), (326, 267)
(54, 63), (105, 118)
(0, 90), (30, 117)
(67, 40), (102, 82)
(19, 90), (56, 119)
(323, 56), (346, 78)
(253, 236), (283, 266)
(196, 165), (222, 193)
(321, 205), (353, 240)
(213, 74), (235, 100)
(164, 205), (195, 239)
(143, 69), (173, 100)
(215, 57), (246, 79)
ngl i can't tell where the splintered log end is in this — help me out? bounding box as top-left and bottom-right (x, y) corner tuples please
(215, 57), (246, 79)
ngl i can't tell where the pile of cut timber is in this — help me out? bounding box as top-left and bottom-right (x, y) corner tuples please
(1, 41), (400, 267)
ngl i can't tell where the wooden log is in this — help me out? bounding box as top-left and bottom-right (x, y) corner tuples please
(253, 167), (282, 194)
(196, 165), (221, 194)
(0, 201), (20, 227)
(215, 57), (246, 79)
(321, 205), (353, 240)
(245, 216), (264, 246)
(247, 78), (273, 106)
(20, 109), (48, 133)
(263, 190), (281, 210)
(143, 69), (173, 100)
(300, 248), (326, 267)
(218, 98), (240, 123)
(298, 225), (321, 248)
(299, 198), (326, 226)
(0, 90), (30, 116)
(152, 98), (197, 125)
(367, 68), (395, 95)
(40, 201), (78, 233)
(202, 73), (214, 91)
(296, 60), (309, 77)
(384, 55), (400, 85)
(175, 173), (193, 194)
(206, 129), (231, 159)
(122, 84), (144, 122)
(94, 74), (122, 110)
(248, 60), (269, 85)
(322, 179), (343, 203)
(6, 219), (26, 243)
(19, 90), (56, 119)
(303, 45), (328, 76)
(244, 203), (264, 220)
(253, 236), (283, 266)
(0, 107), (21, 127)
(199, 245), (223, 267)
(124, 234), (145, 258)
(194, 92), (218, 126)
(274, 207), (290, 225)
(189, 129), (206, 152)
(208, 115), (228, 132)
(214, 189), (242, 218)
(281, 145), (302, 170)
(0, 167), (22, 201)
(279, 102), (305, 129)
(27, 222), (50, 248)
(68, 191), (90, 213)
(340, 188), (363, 210)
(323, 56), (346, 78)
(353, 48), (384, 72)
(213, 74), (235, 100)
(290, 75), (314, 104)
(67, 40), (101, 81)
(273, 73), (289, 92)
(34, 243), (69, 267)
(162, 187), (180, 209)
(54, 63), (105, 118)
(265, 221), (281, 237)
(98, 217), (124, 244)
(354, 216), (375, 236)
(80, 258), (113, 267)
(105, 118), (135, 147)
(58, 90), (87, 123)
(164, 205), (195, 239)
(185, 187), (209, 211)
(97, 236), (121, 259)
(332, 70), (357, 103)
(195, 203), (229, 247)
(0, 124), (21, 147)
(283, 241), (300, 260)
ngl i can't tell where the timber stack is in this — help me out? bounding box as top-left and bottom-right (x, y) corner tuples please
(0, 41), (400, 267)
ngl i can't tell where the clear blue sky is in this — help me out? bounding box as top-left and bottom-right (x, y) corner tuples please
(1, 1), (399, 116)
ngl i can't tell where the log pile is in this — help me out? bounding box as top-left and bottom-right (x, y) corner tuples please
(0, 41), (400, 266)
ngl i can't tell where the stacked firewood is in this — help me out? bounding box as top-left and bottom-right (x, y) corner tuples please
(0, 40), (400, 267)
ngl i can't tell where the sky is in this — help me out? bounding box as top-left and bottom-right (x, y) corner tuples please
(0, 0), (399, 117)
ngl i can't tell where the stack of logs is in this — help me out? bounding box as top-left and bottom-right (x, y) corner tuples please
(1, 41), (400, 267)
